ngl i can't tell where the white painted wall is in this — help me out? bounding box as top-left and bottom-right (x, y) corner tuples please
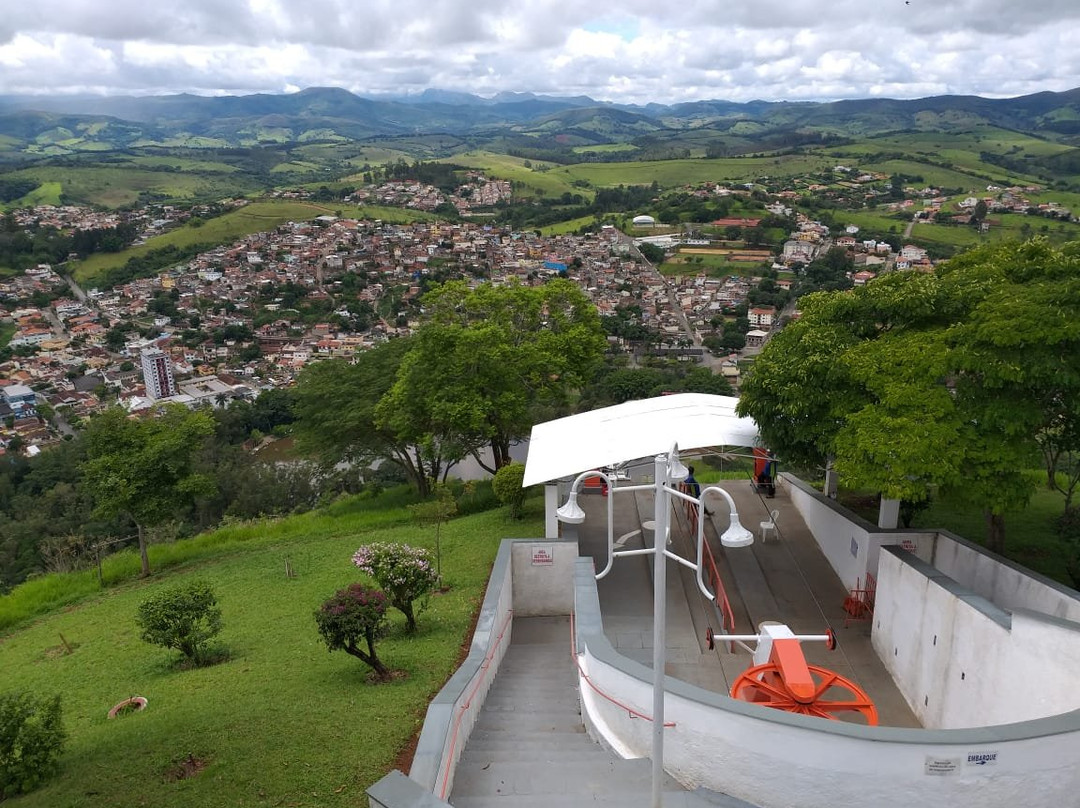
(929, 534), (1080, 622)
(412, 539), (579, 799)
(578, 637), (1080, 808)
(783, 475), (956, 588)
(873, 548), (1080, 729)
(410, 542), (516, 799)
(785, 474), (874, 590)
(511, 540), (578, 616)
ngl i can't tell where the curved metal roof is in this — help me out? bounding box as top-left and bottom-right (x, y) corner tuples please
(522, 393), (759, 486)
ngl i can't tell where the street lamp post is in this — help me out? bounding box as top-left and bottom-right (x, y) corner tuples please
(557, 444), (754, 808)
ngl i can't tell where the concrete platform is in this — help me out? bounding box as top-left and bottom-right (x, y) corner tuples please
(575, 475), (919, 728)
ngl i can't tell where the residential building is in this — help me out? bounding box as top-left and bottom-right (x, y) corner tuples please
(141, 348), (177, 400)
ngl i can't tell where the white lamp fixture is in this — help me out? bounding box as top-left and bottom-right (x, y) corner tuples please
(720, 514), (755, 548)
(555, 490), (586, 524)
(666, 448), (690, 483)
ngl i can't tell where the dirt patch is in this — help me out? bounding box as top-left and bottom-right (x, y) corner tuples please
(368, 669), (409, 685)
(42, 642), (80, 660)
(163, 754), (209, 782)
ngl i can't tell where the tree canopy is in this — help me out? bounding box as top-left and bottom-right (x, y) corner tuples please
(292, 337), (452, 494)
(738, 239), (1080, 552)
(377, 279), (607, 474)
(80, 405), (216, 576)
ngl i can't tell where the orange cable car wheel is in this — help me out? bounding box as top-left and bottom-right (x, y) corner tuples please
(730, 662), (879, 725)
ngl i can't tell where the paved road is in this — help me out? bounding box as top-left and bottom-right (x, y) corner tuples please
(61, 269), (89, 303)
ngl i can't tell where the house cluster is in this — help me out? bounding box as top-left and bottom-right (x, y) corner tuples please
(8, 205), (126, 232)
(340, 175), (513, 214)
(0, 213), (726, 453)
(8, 201), (235, 243)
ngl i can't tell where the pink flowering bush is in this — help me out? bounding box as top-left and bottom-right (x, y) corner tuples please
(314, 584), (390, 677)
(352, 543), (438, 633)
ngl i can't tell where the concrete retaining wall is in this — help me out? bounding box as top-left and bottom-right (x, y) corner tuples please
(873, 546), (1080, 729)
(928, 532), (1080, 622)
(573, 558), (1080, 808)
(783, 474), (1080, 624)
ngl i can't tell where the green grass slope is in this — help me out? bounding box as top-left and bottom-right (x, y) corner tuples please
(2, 165), (259, 208)
(0, 492), (543, 807)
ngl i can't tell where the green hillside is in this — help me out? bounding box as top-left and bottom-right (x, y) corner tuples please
(0, 493), (543, 807)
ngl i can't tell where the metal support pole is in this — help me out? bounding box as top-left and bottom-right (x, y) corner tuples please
(651, 452), (668, 808)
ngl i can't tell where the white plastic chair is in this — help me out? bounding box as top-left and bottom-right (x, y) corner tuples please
(760, 509), (780, 542)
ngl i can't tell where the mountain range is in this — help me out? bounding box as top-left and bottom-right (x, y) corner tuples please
(2, 86), (1080, 158)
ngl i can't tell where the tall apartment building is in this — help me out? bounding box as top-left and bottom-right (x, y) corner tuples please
(140, 347), (176, 400)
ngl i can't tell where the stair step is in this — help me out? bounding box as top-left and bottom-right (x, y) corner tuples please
(450, 794), (721, 808)
(458, 746), (613, 764)
(472, 713), (586, 733)
(449, 758), (666, 798)
(486, 682), (578, 695)
(481, 692), (579, 705)
(466, 728), (591, 745)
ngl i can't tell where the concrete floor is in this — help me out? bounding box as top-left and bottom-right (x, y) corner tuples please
(576, 476), (920, 729)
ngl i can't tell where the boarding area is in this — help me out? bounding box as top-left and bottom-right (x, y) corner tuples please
(370, 395), (1080, 808)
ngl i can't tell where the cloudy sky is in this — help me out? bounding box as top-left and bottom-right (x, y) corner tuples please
(1, 1), (1079, 103)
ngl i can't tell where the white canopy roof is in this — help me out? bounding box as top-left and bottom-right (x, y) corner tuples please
(522, 393), (760, 486)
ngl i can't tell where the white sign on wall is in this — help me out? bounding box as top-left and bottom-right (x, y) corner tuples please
(965, 751), (999, 768)
(924, 757), (960, 776)
(531, 545), (554, 566)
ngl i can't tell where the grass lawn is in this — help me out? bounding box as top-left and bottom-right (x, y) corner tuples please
(909, 485), (1073, 585)
(1, 181), (64, 211)
(0, 493), (544, 807)
(837, 209), (909, 235)
(121, 156), (242, 173)
(539, 215), (601, 236)
(441, 151), (591, 200)
(658, 251), (769, 277)
(908, 215), (1080, 251)
(838, 480), (1073, 585)
(551, 154), (832, 188)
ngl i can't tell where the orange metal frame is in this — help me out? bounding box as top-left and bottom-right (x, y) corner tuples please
(843, 572), (877, 627)
(731, 637), (879, 725)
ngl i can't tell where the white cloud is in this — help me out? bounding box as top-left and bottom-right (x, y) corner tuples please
(0, 1), (1077, 102)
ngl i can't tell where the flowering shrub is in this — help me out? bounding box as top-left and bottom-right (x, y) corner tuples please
(314, 584), (389, 677)
(352, 543), (438, 632)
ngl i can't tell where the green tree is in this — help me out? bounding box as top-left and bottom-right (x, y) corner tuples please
(135, 580), (223, 665)
(292, 338), (448, 496)
(80, 406), (216, 576)
(738, 240), (1080, 553)
(379, 280), (606, 474)
(408, 484), (457, 579)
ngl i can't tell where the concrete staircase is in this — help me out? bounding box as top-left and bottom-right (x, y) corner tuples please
(448, 616), (755, 808)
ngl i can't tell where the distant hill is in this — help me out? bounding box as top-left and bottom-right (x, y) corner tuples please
(1, 86), (1079, 157)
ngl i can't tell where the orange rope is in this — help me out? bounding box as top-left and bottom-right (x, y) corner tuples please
(569, 611), (676, 728)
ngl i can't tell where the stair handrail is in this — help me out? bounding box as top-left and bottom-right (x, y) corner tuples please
(438, 608), (514, 800)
